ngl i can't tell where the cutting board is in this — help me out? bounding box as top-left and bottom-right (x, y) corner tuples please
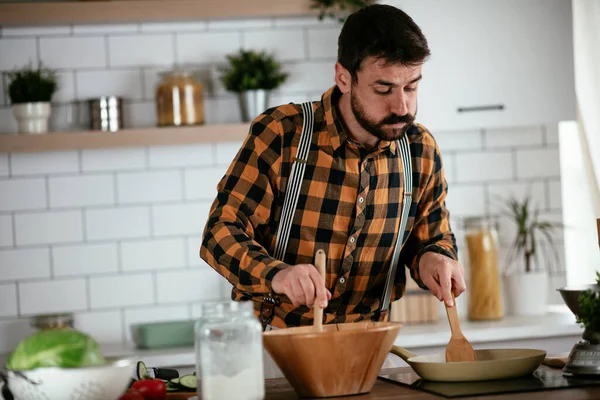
(166, 393), (195, 399)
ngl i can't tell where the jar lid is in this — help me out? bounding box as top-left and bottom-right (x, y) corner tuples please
(31, 313), (74, 330)
(160, 68), (194, 78)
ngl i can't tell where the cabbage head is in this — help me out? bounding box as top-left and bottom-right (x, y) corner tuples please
(6, 329), (105, 370)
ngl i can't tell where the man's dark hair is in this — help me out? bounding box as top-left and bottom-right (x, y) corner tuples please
(338, 4), (431, 81)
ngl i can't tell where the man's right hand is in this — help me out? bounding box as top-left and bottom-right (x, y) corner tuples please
(271, 264), (332, 308)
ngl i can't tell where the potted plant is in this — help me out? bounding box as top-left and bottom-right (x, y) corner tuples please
(7, 63), (58, 134)
(502, 195), (562, 316)
(577, 271), (600, 343)
(220, 49), (288, 123)
(311, 0), (375, 22)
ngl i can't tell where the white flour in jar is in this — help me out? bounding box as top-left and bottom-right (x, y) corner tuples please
(201, 366), (265, 400)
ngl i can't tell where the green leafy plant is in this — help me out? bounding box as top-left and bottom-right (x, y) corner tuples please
(6, 329), (105, 370)
(220, 50), (288, 93)
(503, 195), (562, 274)
(577, 271), (600, 332)
(7, 63), (58, 104)
(311, 0), (375, 22)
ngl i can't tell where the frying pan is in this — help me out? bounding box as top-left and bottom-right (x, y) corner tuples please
(390, 345), (546, 382)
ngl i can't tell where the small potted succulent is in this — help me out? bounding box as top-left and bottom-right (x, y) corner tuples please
(311, 0), (375, 22)
(220, 49), (288, 123)
(502, 195), (562, 316)
(7, 63), (58, 134)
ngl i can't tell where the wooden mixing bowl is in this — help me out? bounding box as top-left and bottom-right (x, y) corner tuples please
(263, 320), (401, 397)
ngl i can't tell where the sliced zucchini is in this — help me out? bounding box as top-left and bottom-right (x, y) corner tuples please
(169, 377), (180, 385)
(136, 361), (149, 380)
(154, 367), (179, 381)
(179, 374), (197, 390)
(166, 381), (180, 392)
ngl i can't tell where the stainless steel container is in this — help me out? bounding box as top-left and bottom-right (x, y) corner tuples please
(238, 90), (269, 123)
(88, 96), (124, 132)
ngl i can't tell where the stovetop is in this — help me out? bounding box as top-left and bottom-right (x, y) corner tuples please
(378, 365), (600, 398)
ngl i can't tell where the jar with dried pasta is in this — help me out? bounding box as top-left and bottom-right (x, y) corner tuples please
(464, 217), (504, 320)
(155, 70), (204, 127)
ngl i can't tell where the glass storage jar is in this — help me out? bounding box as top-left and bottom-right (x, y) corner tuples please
(155, 70), (204, 127)
(464, 217), (504, 320)
(195, 301), (264, 400)
(31, 313), (74, 330)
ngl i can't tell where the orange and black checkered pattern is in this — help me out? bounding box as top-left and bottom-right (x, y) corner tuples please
(200, 85), (457, 328)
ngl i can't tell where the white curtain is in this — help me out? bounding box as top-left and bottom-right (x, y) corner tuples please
(562, 0), (600, 286)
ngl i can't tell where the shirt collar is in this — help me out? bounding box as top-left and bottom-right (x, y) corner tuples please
(322, 85), (398, 155)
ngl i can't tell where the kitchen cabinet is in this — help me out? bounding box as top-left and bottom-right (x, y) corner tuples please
(0, 0), (315, 26)
(383, 0), (576, 131)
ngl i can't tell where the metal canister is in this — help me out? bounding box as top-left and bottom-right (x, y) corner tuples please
(88, 96), (124, 132)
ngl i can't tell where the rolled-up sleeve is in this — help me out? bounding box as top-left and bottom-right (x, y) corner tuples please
(200, 113), (289, 295)
(402, 138), (458, 290)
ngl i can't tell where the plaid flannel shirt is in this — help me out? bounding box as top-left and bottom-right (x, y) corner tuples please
(200, 85), (457, 328)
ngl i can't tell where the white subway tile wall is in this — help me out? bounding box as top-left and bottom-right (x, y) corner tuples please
(53, 243), (119, 277)
(19, 278), (88, 315)
(0, 178), (47, 211)
(11, 151), (79, 176)
(0, 18), (564, 351)
(89, 274), (154, 309)
(108, 34), (174, 68)
(116, 170), (183, 204)
(0, 38), (37, 70)
(15, 210), (83, 245)
(41, 37), (107, 69)
(120, 238), (186, 272)
(244, 29), (306, 61)
(49, 174), (115, 208)
(0, 154), (8, 177)
(76, 69), (144, 101)
(0, 248), (51, 282)
(75, 310), (123, 344)
(85, 206), (150, 241)
(0, 283), (17, 317)
(2, 25), (72, 37)
(0, 215), (13, 247)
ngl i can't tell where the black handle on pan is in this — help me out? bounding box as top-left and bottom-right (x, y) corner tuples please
(457, 104), (505, 113)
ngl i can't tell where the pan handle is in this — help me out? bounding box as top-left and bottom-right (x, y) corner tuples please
(390, 345), (417, 361)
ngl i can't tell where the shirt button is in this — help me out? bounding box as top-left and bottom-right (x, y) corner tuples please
(339, 277), (346, 284)
(358, 197), (364, 203)
(349, 237), (355, 243)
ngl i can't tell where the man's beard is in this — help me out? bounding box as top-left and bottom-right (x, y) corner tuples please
(350, 90), (416, 141)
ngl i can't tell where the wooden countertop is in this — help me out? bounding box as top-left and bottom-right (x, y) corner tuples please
(262, 367), (600, 400)
(165, 366), (600, 399)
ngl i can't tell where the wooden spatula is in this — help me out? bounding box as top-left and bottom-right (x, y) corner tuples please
(313, 249), (327, 332)
(596, 218), (600, 249)
(445, 294), (476, 362)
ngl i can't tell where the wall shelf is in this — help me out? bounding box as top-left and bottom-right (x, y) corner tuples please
(0, 0), (315, 26)
(0, 124), (249, 153)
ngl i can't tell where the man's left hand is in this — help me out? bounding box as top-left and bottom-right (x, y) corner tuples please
(418, 251), (466, 307)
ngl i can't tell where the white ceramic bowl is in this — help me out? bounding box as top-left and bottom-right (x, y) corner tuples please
(3, 359), (134, 400)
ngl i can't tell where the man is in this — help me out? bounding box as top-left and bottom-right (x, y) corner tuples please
(200, 4), (466, 330)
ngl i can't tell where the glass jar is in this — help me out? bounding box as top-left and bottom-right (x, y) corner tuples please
(155, 70), (204, 127)
(195, 301), (264, 400)
(464, 217), (504, 320)
(30, 313), (74, 330)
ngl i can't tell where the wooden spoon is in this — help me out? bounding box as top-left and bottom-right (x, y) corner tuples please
(445, 294), (476, 362)
(313, 249), (326, 332)
(596, 218), (600, 249)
